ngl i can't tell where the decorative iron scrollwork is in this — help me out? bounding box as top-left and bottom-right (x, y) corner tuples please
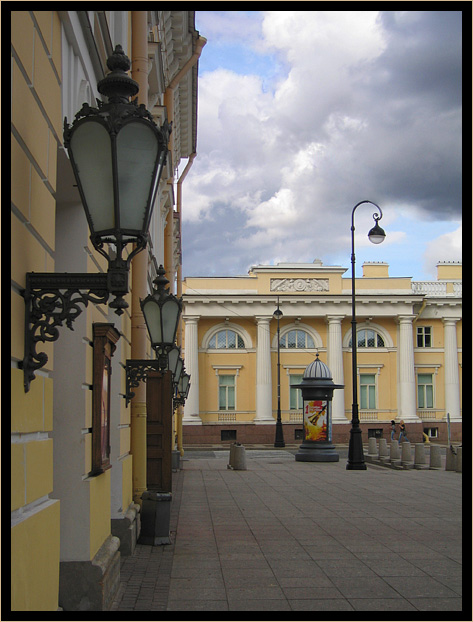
(125, 359), (162, 406)
(21, 272), (109, 392)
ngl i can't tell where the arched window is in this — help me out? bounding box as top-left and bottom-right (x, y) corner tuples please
(349, 329), (385, 348)
(280, 329), (315, 349)
(208, 329), (245, 349)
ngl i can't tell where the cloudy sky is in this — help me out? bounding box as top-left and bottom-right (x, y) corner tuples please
(180, 10), (462, 280)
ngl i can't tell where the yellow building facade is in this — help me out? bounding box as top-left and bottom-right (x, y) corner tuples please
(182, 260), (462, 445)
(11, 10), (203, 611)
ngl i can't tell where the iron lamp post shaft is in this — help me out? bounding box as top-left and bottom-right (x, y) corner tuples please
(347, 201), (384, 470)
(274, 298), (285, 447)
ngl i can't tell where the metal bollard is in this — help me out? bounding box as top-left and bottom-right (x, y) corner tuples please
(172, 450), (181, 471)
(455, 446), (462, 473)
(414, 443), (426, 469)
(429, 445), (442, 469)
(368, 437), (377, 456)
(390, 440), (400, 461)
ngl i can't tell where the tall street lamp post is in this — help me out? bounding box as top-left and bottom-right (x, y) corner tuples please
(273, 297), (285, 447)
(347, 201), (386, 470)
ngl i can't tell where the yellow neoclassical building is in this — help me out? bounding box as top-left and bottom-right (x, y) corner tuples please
(11, 10), (203, 611)
(181, 260), (462, 446)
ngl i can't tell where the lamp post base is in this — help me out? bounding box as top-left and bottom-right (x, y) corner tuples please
(274, 420), (285, 448)
(138, 491), (172, 545)
(295, 440), (339, 462)
(346, 426), (367, 470)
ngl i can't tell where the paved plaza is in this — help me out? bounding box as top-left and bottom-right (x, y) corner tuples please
(112, 447), (463, 612)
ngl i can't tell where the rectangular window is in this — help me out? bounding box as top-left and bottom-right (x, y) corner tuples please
(360, 374), (376, 410)
(417, 326), (432, 347)
(368, 428), (383, 438)
(221, 429), (237, 441)
(290, 374), (303, 410)
(417, 373), (434, 409)
(219, 375), (235, 410)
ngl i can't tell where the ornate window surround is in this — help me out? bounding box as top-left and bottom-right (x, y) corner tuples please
(271, 322), (322, 350)
(342, 321), (393, 349)
(202, 322), (252, 350)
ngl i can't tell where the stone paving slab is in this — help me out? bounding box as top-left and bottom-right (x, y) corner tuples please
(112, 449), (464, 613)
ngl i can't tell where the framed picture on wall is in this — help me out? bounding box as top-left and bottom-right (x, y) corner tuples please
(91, 323), (120, 476)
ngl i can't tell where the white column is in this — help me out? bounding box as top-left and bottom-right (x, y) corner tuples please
(327, 315), (346, 422)
(397, 315), (418, 422)
(183, 316), (202, 424)
(443, 318), (461, 421)
(254, 316), (274, 422)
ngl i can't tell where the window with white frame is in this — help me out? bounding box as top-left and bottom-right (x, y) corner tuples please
(209, 329), (245, 349)
(219, 375), (235, 411)
(360, 374), (376, 410)
(289, 374), (303, 410)
(280, 329), (315, 349)
(417, 373), (434, 409)
(416, 326), (432, 348)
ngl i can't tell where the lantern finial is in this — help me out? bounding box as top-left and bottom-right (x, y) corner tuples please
(97, 45), (139, 103)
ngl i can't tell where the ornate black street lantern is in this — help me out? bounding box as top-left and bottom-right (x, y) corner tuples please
(347, 200), (386, 470)
(21, 45), (171, 392)
(141, 265), (182, 368)
(63, 44), (171, 314)
(167, 345), (182, 382)
(175, 370), (191, 406)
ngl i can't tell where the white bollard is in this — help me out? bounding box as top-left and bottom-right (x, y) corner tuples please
(368, 437), (378, 456)
(227, 443), (247, 470)
(390, 440), (400, 461)
(455, 446), (462, 473)
(378, 438), (389, 459)
(429, 445), (442, 469)
(414, 443), (426, 469)
(401, 441), (412, 466)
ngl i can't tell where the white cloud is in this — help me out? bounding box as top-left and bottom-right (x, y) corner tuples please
(184, 11), (462, 279)
(423, 224), (462, 278)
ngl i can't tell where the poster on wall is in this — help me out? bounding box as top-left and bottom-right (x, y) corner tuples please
(91, 324), (120, 476)
(303, 400), (329, 442)
(101, 362), (110, 465)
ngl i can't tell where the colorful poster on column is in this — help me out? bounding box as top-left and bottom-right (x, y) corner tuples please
(304, 400), (328, 441)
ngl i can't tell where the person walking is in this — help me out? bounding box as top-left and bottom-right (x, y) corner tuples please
(398, 420), (407, 443)
(390, 420), (396, 441)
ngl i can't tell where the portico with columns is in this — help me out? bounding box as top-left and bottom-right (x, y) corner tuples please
(180, 261), (462, 445)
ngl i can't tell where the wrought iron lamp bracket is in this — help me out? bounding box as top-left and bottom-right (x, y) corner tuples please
(124, 359), (162, 406)
(20, 272), (123, 392)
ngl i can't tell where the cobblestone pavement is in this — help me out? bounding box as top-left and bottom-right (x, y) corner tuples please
(112, 447), (463, 613)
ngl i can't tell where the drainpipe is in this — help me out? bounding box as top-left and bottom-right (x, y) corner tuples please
(130, 10), (149, 506)
(176, 152), (196, 299)
(163, 36), (206, 285)
(175, 152), (196, 457)
(163, 35), (206, 455)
